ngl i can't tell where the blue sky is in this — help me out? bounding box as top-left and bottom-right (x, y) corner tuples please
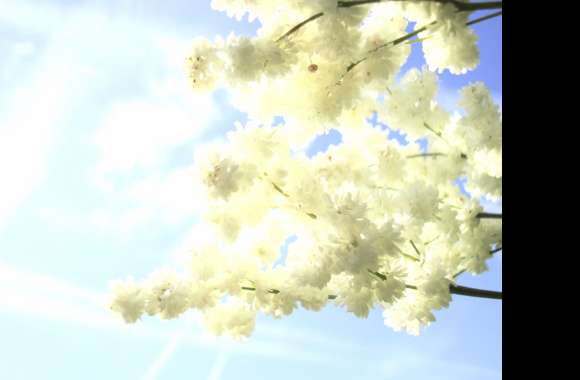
(0, 1), (501, 379)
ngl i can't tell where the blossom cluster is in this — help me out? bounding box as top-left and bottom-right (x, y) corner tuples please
(110, 0), (501, 338)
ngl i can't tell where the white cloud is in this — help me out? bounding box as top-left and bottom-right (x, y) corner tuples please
(89, 207), (156, 237)
(77, 4), (219, 235)
(0, 2), (63, 34)
(88, 164), (203, 237)
(0, 0), (218, 235)
(0, 260), (115, 329)
(93, 94), (214, 177)
(206, 351), (230, 380)
(0, 60), (75, 229)
(0, 261), (103, 303)
(142, 331), (184, 380)
(89, 88), (212, 231)
(378, 353), (501, 379)
(0, 262), (360, 368)
(0, 0), (211, 231)
(0, 261), (188, 340)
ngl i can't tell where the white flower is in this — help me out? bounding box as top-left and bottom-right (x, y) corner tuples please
(194, 144), (244, 201)
(186, 37), (225, 91)
(381, 68), (449, 141)
(109, 278), (145, 323)
(202, 298), (257, 339)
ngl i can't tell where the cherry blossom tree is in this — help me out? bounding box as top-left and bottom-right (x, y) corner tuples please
(110, 0), (502, 338)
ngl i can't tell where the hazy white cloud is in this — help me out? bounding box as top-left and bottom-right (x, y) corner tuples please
(142, 331), (184, 380)
(90, 93), (210, 230)
(79, 5), (218, 235)
(378, 353), (501, 379)
(0, 1), (63, 34)
(0, 260), (115, 329)
(0, 2), (80, 230)
(88, 164), (203, 237)
(0, 0), (207, 231)
(93, 94), (214, 177)
(0, 261), (104, 303)
(0, 0), (217, 235)
(206, 350), (230, 380)
(3, 262), (482, 378)
(0, 262), (360, 368)
(0, 261), (188, 340)
(0, 61), (76, 229)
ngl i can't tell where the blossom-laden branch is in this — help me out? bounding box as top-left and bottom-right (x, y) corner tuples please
(343, 9), (502, 75)
(242, 244), (504, 304)
(277, 1), (502, 43)
(110, 0), (503, 339)
(242, 276), (503, 301)
(338, 0), (502, 12)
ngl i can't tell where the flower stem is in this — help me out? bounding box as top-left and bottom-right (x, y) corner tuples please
(407, 153), (447, 159)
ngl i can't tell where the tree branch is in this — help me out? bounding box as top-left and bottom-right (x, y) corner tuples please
(241, 272), (502, 302)
(449, 284), (502, 299)
(466, 9), (503, 26)
(406, 284), (502, 299)
(343, 9), (501, 75)
(276, 1), (502, 42)
(338, 1), (502, 12)
(476, 212), (502, 219)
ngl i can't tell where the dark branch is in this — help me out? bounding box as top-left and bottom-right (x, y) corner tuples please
(406, 283), (502, 300)
(242, 275), (502, 302)
(476, 212), (502, 219)
(466, 9), (503, 26)
(338, 1), (502, 11)
(449, 284), (502, 299)
(453, 1), (502, 11)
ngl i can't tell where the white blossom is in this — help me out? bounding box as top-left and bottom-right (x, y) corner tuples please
(110, 0), (502, 338)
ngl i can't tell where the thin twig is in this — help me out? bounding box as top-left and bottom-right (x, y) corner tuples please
(407, 152), (447, 158)
(409, 240), (422, 257)
(275, 12), (324, 43)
